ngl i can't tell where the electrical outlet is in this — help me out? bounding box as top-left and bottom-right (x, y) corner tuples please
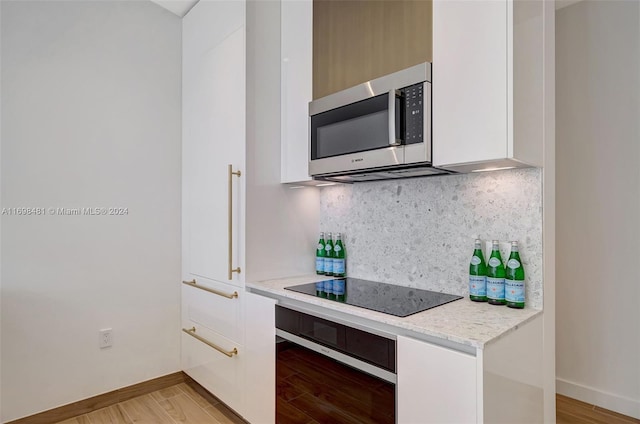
(99, 328), (113, 349)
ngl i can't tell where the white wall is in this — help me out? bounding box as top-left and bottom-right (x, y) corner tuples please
(556, 1), (640, 419)
(0, 1), (182, 421)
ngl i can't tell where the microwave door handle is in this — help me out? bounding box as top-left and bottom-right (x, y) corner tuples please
(388, 89), (401, 146)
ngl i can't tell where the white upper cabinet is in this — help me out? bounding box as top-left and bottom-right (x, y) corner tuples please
(433, 0), (544, 172)
(280, 0), (313, 184)
(432, 0), (507, 167)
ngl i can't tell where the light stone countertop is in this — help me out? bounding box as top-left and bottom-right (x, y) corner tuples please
(247, 274), (543, 350)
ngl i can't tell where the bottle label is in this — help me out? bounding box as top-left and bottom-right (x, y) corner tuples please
(315, 257), (324, 273)
(505, 280), (525, 303)
(469, 275), (486, 296)
(325, 246), (332, 253)
(332, 279), (345, 295)
(488, 257), (501, 267)
(323, 280), (333, 293)
(486, 277), (505, 300)
(333, 259), (345, 275)
(317, 243), (324, 250)
(324, 258), (333, 274)
(334, 245), (342, 252)
(470, 256), (482, 265)
(507, 259), (521, 269)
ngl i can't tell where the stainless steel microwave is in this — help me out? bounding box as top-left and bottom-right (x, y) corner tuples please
(309, 63), (448, 182)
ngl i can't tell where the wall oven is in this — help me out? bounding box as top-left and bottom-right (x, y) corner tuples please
(309, 62), (446, 182)
(275, 305), (396, 422)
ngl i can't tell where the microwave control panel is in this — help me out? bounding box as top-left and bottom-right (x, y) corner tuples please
(403, 83), (424, 145)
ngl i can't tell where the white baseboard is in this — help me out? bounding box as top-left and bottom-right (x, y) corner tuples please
(556, 377), (640, 420)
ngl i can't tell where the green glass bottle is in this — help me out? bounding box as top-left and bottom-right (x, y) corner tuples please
(323, 232), (334, 276)
(469, 239), (487, 302)
(486, 240), (506, 305)
(332, 232), (346, 278)
(505, 241), (526, 309)
(316, 232), (326, 275)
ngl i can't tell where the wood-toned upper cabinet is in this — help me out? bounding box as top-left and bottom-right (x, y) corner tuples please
(313, 0), (432, 99)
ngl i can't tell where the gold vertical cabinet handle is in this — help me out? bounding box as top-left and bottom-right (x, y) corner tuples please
(182, 327), (238, 358)
(228, 164), (242, 280)
(182, 279), (238, 299)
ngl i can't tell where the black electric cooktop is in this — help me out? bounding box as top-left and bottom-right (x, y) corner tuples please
(284, 277), (462, 318)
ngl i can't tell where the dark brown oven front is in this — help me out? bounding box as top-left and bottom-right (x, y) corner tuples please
(275, 305), (396, 423)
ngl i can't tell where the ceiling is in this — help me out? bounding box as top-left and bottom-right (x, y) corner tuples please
(556, 0), (583, 10)
(150, 0), (199, 17)
(151, 0), (581, 18)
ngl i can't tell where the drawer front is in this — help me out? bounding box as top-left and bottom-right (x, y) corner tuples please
(182, 276), (243, 344)
(181, 323), (244, 414)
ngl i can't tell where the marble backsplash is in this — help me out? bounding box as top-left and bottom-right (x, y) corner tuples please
(319, 168), (543, 309)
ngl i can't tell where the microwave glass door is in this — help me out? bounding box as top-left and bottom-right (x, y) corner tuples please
(311, 92), (402, 160)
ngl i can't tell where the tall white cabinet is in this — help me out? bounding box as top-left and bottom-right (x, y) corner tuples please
(182, 0), (246, 287)
(181, 2), (318, 423)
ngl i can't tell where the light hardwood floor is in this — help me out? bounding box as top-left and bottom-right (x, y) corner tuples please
(50, 377), (640, 424)
(556, 394), (640, 424)
(54, 382), (245, 424)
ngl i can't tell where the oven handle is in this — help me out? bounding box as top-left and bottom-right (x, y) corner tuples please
(388, 89), (402, 147)
(276, 329), (397, 384)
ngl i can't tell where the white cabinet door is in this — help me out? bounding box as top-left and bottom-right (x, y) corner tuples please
(183, 1), (245, 286)
(242, 292), (276, 424)
(397, 336), (477, 424)
(181, 324), (244, 414)
(280, 0), (313, 184)
(181, 277), (243, 343)
(432, 0), (508, 168)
